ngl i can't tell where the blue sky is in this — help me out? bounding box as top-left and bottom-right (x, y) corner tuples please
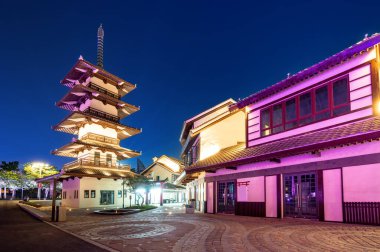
(1, 0), (379, 169)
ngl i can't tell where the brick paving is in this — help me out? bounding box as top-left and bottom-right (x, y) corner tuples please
(53, 205), (380, 252)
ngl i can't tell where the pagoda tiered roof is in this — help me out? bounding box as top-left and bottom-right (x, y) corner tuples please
(61, 57), (136, 97)
(52, 139), (141, 160)
(53, 111), (141, 139)
(56, 84), (140, 118)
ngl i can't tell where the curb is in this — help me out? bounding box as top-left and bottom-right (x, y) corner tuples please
(44, 221), (118, 252)
(18, 203), (49, 221)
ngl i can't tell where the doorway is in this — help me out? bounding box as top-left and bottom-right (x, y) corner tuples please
(284, 173), (317, 218)
(217, 181), (235, 214)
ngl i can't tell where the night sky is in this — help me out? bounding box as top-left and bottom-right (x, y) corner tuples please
(1, 0), (380, 169)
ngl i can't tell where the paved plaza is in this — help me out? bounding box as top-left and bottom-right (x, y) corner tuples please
(52, 205), (380, 252)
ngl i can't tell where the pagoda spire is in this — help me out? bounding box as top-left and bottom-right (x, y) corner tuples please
(97, 24), (104, 68)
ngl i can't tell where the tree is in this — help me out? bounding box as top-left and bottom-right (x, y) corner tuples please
(0, 161), (19, 199)
(0, 170), (19, 199)
(122, 176), (154, 206)
(0, 161), (19, 171)
(23, 163), (58, 179)
(23, 163), (58, 200)
(14, 172), (35, 200)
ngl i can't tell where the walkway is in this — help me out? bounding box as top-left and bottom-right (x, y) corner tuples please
(54, 205), (380, 252)
(0, 200), (106, 252)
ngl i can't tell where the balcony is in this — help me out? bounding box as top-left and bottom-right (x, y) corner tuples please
(80, 132), (120, 145)
(88, 82), (120, 99)
(84, 107), (120, 123)
(63, 155), (131, 171)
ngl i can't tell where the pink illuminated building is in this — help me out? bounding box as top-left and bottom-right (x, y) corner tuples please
(182, 33), (380, 225)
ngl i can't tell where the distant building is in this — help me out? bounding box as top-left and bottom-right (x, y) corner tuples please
(135, 158), (146, 174)
(141, 155), (186, 204)
(38, 25), (141, 209)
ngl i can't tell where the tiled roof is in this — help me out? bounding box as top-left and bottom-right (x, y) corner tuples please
(186, 117), (380, 173)
(236, 33), (380, 108)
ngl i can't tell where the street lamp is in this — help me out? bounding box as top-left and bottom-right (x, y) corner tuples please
(32, 162), (48, 200)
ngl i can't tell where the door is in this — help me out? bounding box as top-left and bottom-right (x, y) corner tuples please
(217, 181), (235, 214)
(284, 173), (317, 218)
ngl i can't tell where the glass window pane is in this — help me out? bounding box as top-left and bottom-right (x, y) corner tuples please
(285, 98), (297, 122)
(300, 92), (312, 117)
(299, 116), (313, 126)
(315, 86), (328, 112)
(333, 78), (349, 106)
(261, 109), (271, 130)
(333, 105), (350, 116)
(285, 121), (297, 130)
(315, 111), (330, 121)
(100, 190), (114, 205)
(273, 104), (283, 126)
(273, 125), (283, 134)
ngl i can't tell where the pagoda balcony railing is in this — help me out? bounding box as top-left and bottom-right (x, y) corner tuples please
(80, 132), (120, 145)
(63, 156), (131, 171)
(84, 107), (120, 123)
(88, 82), (120, 99)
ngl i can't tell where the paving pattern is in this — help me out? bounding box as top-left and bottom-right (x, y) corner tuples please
(54, 205), (380, 252)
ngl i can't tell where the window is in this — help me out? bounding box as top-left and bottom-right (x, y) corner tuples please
(84, 190), (89, 198)
(315, 85), (329, 121)
(63, 191), (66, 199)
(260, 108), (271, 136)
(259, 76), (350, 137)
(285, 98), (297, 130)
(100, 190), (114, 205)
(272, 104), (283, 133)
(123, 189), (128, 198)
(74, 190), (79, 199)
(94, 152), (100, 166)
(299, 92), (313, 126)
(172, 174), (179, 182)
(91, 190), (96, 198)
(118, 190), (122, 198)
(332, 78), (350, 116)
(185, 141), (200, 166)
(106, 154), (112, 167)
(156, 176), (160, 181)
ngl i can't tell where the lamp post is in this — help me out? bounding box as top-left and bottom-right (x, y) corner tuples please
(32, 162), (47, 200)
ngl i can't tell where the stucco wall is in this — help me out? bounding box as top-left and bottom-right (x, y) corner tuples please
(237, 176), (264, 202)
(78, 124), (117, 139)
(145, 163), (178, 183)
(207, 182), (214, 213)
(343, 164), (380, 202)
(323, 169), (343, 222)
(265, 176), (277, 218)
(91, 76), (118, 94)
(199, 111), (245, 160)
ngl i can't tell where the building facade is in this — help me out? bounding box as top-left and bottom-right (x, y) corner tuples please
(43, 25), (141, 209)
(184, 34), (380, 225)
(179, 99), (246, 212)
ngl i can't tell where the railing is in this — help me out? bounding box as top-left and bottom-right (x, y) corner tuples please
(84, 107), (120, 123)
(63, 156), (131, 171)
(88, 82), (120, 99)
(80, 132), (119, 145)
(344, 202), (380, 225)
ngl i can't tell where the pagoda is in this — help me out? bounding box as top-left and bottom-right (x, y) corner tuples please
(50, 25), (141, 208)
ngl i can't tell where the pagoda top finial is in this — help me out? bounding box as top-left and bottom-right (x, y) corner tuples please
(98, 24), (104, 38)
(97, 24), (104, 68)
